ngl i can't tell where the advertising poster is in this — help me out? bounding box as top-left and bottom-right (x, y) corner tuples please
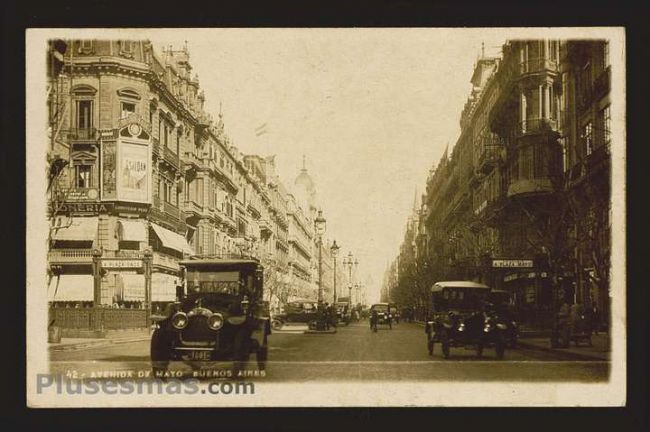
(118, 141), (150, 203)
(101, 140), (117, 200)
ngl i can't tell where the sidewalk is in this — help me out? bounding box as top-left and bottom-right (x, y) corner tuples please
(49, 329), (151, 352)
(517, 333), (610, 361)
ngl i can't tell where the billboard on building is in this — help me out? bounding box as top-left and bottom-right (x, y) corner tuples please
(117, 140), (150, 203)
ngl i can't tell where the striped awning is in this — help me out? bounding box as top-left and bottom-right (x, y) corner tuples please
(118, 219), (147, 242)
(48, 274), (94, 301)
(52, 217), (98, 242)
(121, 273), (145, 301)
(150, 223), (194, 255)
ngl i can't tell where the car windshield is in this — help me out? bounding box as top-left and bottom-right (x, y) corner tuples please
(185, 270), (242, 295)
(433, 288), (487, 311)
(372, 304), (389, 312)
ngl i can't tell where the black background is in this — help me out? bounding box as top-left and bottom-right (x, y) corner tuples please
(2, 0), (648, 430)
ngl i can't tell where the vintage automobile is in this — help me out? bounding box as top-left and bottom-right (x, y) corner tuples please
(425, 281), (506, 359)
(271, 299), (319, 330)
(487, 289), (519, 348)
(335, 301), (351, 325)
(150, 258), (271, 375)
(369, 302), (393, 331)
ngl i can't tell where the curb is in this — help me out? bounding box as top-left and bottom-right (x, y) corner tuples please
(516, 340), (610, 361)
(304, 329), (337, 334)
(49, 335), (151, 352)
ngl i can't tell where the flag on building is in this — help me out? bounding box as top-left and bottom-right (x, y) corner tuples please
(255, 123), (269, 137)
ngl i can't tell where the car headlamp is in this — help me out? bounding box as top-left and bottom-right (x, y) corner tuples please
(207, 313), (225, 330)
(496, 323), (508, 330)
(458, 323), (465, 331)
(171, 312), (188, 330)
(483, 324), (492, 332)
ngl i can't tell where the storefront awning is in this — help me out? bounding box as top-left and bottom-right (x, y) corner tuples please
(118, 219), (147, 242)
(122, 274), (145, 301)
(48, 275), (94, 301)
(52, 217), (98, 242)
(150, 223), (194, 255)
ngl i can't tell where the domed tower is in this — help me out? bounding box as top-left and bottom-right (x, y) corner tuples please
(293, 155), (317, 217)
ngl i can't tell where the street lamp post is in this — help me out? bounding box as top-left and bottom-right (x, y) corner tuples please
(314, 210), (327, 306)
(330, 240), (340, 303)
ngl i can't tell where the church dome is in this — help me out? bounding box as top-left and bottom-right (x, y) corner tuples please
(293, 156), (317, 211)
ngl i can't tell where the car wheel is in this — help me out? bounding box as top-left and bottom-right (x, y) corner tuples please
(495, 334), (505, 360)
(271, 319), (283, 331)
(150, 329), (170, 376)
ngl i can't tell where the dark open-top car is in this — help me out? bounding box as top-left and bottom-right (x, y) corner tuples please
(271, 300), (319, 330)
(150, 259), (271, 375)
(425, 281), (506, 359)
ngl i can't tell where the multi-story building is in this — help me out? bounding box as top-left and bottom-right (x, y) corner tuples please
(47, 40), (348, 331)
(561, 40), (611, 319)
(393, 39), (612, 330)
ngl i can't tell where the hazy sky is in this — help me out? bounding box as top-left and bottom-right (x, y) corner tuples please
(142, 28), (506, 302)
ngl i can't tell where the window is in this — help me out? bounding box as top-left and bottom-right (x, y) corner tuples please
(76, 100), (93, 129)
(120, 102), (136, 119)
(582, 122), (594, 156)
(75, 164), (93, 188)
(603, 42), (610, 70)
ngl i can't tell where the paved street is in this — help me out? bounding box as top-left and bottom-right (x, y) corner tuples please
(50, 321), (609, 382)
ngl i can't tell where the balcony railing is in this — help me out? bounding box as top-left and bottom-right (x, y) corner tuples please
(152, 252), (180, 271)
(162, 145), (180, 169)
(66, 127), (97, 142)
(48, 249), (93, 264)
(183, 152), (203, 171)
(102, 250), (145, 259)
(519, 57), (559, 75)
(163, 201), (181, 220)
(183, 200), (204, 216)
(152, 137), (160, 157)
(518, 118), (559, 136)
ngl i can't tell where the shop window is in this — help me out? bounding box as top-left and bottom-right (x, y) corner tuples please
(78, 40), (94, 54)
(120, 101), (136, 119)
(75, 164), (93, 188)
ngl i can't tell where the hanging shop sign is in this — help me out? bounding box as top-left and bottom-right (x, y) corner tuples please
(492, 259), (534, 268)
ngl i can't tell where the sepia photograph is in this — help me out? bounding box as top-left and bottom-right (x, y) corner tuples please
(26, 27), (626, 407)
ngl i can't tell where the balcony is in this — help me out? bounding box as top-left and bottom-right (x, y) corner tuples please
(161, 145), (180, 170)
(152, 252), (180, 271)
(183, 200), (204, 218)
(183, 152), (203, 172)
(517, 118), (559, 138)
(507, 178), (554, 198)
(163, 201), (181, 220)
(66, 127), (97, 143)
(48, 248), (93, 265)
(102, 250), (144, 259)
(519, 57), (559, 75)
